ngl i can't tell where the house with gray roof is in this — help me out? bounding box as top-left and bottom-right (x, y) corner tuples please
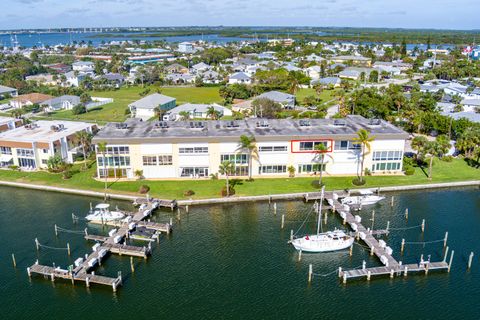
(0, 85), (17, 99)
(257, 91), (295, 109)
(228, 72), (251, 84)
(42, 95), (81, 111)
(165, 73), (195, 84)
(311, 77), (341, 87)
(191, 62), (211, 74)
(163, 103), (232, 121)
(128, 93), (176, 120)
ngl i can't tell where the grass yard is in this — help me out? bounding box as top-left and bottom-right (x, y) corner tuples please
(35, 86), (223, 123)
(0, 158), (477, 200)
(296, 88), (337, 105)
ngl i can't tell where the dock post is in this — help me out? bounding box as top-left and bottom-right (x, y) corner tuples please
(349, 246), (353, 256)
(468, 252), (474, 270)
(130, 257), (135, 273)
(290, 230), (293, 242)
(27, 267), (31, 277)
(425, 263), (429, 275)
(169, 218), (173, 226)
(12, 253), (16, 268)
(112, 282), (117, 292)
(390, 269), (394, 279)
(338, 267), (342, 278)
(444, 246), (449, 262)
(343, 217), (346, 225)
(72, 213), (76, 223)
(71, 275), (74, 285)
(273, 202), (277, 215)
(186, 205), (189, 213)
(421, 219), (425, 232)
(90, 202), (92, 211)
(54, 224), (58, 237)
(444, 232), (448, 247)
(177, 208), (180, 221)
(386, 221), (390, 234)
(308, 264), (313, 283)
(448, 250), (454, 272)
(67, 243), (71, 256)
(84, 228), (88, 236)
(371, 210), (375, 223)
(281, 214), (285, 229)
(35, 238), (39, 251)
(405, 208), (408, 220)
(367, 271), (371, 281)
(343, 273), (347, 284)
(370, 246), (374, 256)
(362, 260), (366, 270)
(298, 249), (302, 262)
(50, 273), (54, 282)
(401, 239), (405, 254)
(404, 266), (408, 277)
(85, 276), (90, 287)
(391, 196), (394, 207)
(118, 271), (122, 285)
(305, 193), (309, 202)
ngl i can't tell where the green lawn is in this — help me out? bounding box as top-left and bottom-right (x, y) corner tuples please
(0, 158), (477, 200)
(296, 88), (337, 105)
(34, 86), (223, 123)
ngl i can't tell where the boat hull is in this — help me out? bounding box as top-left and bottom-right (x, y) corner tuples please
(291, 234), (354, 253)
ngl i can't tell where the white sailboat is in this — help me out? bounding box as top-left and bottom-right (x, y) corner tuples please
(291, 187), (354, 253)
(85, 203), (125, 222)
(340, 189), (385, 206)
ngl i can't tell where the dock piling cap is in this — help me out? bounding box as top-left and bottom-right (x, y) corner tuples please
(95, 203), (110, 209)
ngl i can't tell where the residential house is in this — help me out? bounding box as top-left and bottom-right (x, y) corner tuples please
(10, 93), (53, 109)
(0, 116), (22, 133)
(305, 66), (322, 80)
(191, 62), (211, 74)
(0, 85), (18, 99)
(72, 61), (95, 73)
(128, 93), (177, 120)
(311, 77), (341, 88)
(42, 95), (81, 112)
(162, 103), (232, 121)
(201, 70), (222, 84)
(330, 55), (371, 67)
(100, 73), (125, 87)
(228, 72), (252, 84)
(165, 63), (189, 74)
(25, 74), (57, 85)
(338, 67), (373, 80)
(45, 63), (71, 74)
(165, 73), (195, 84)
(0, 120), (96, 169)
(178, 42), (194, 53)
(64, 71), (88, 87)
(256, 91), (295, 109)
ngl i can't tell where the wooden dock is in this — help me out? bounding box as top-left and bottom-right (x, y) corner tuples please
(28, 198), (171, 291)
(324, 192), (451, 283)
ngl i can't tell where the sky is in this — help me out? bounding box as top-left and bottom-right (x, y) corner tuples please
(1, 0), (479, 30)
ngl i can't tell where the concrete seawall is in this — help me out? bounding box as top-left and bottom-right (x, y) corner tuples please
(0, 179), (478, 206)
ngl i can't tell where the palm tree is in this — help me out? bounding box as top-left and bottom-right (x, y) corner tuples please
(218, 161), (234, 196)
(353, 129), (375, 183)
(96, 141), (108, 200)
(76, 130), (93, 170)
(314, 143), (330, 187)
(423, 141), (443, 179)
(206, 106), (218, 120)
(178, 111), (190, 121)
(236, 135), (258, 181)
(153, 106), (165, 120)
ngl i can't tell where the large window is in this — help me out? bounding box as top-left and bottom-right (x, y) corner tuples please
(298, 164), (326, 173)
(179, 147), (208, 154)
(0, 147), (12, 155)
(220, 154), (248, 164)
(142, 155), (173, 166)
(373, 151), (403, 161)
(334, 140), (360, 151)
(98, 155), (130, 167)
(260, 165), (287, 174)
(299, 141), (327, 151)
(16, 148), (34, 157)
(18, 158), (36, 168)
(98, 168), (128, 178)
(180, 167), (209, 177)
(158, 155), (173, 165)
(372, 162), (401, 172)
(258, 145), (288, 152)
(142, 156), (157, 166)
(100, 146), (130, 155)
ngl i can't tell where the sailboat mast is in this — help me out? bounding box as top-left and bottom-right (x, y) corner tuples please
(316, 186), (325, 235)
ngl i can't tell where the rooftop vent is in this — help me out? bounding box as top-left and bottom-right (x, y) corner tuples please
(50, 125), (60, 132)
(225, 120), (239, 128)
(368, 118), (382, 126)
(115, 122), (128, 129)
(256, 120), (269, 128)
(299, 119), (311, 127)
(189, 121), (205, 129)
(155, 121), (169, 129)
(333, 119), (346, 127)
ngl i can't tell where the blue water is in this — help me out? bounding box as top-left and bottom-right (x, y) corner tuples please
(0, 186), (479, 319)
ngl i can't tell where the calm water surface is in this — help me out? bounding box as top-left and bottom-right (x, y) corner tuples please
(0, 186), (479, 319)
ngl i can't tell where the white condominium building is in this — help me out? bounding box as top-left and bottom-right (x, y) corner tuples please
(92, 116), (408, 179)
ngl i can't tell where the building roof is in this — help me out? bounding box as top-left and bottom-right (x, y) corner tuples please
(257, 91), (295, 103)
(311, 77), (341, 86)
(72, 61), (94, 67)
(332, 55), (371, 61)
(192, 62), (210, 70)
(12, 93), (53, 104)
(0, 120), (93, 144)
(0, 85), (17, 94)
(93, 115), (408, 144)
(128, 93), (176, 109)
(229, 72), (251, 80)
(166, 103), (227, 114)
(43, 95), (81, 106)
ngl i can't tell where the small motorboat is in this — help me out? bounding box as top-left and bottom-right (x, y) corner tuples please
(85, 203), (125, 222)
(341, 189), (385, 206)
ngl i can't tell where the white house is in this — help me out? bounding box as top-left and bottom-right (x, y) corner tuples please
(228, 72), (252, 84)
(162, 103), (232, 121)
(128, 93), (177, 120)
(178, 42), (194, 53)
(0, 85), (18, 99)
(42, 95), (81, 111)
(72, 61), (95, 73)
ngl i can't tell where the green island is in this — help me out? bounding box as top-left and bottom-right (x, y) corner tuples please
(0, 158), (477, 200)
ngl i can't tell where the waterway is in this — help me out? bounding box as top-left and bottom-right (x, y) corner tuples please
(0, 186), (478, 319)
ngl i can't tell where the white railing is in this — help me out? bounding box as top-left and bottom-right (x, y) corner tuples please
(86, 97), (114, 110)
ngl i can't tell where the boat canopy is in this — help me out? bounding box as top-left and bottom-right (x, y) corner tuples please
(95, 203), (110, 209)
(358, 189), (374, 195)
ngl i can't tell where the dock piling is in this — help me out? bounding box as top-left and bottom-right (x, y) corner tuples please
(404, 266), (408, 277)
(349, 245), (353, 256)
(308, 264), (313, 283)
(27, 267), (31, 277)
(386, 221), (390, 234)
(290, 229), (293, 242)
(67, 243), (71, 256)
(281, 214), (285, 229)
(54, 224), (58, 237)
(338, 267), (342, 278)
(468, 252), (474, 270)
(401, 238), (405, 254)
(448, 250), (454, 272)
(391, 196), (394, 207)
(298, 249), (302, 262)
(367, 271), (371, 281)
(444, 232), (448, 247)
(12, 253), (16, 267)
(421, 219), (425, 232)
(362, 260), (366, 270)
(390, 269), (394, 279)
(343, 273), (347, 284)
(130, 257), (135, 273)
(35, 238), (39, 251)
(405, 208), (408, 220)
(85, 276), (90, 287)
(273, 202), (277, 215)
(444, 246), (449, 262)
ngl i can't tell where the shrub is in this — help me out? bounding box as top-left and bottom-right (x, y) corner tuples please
(364, 168), (372, 176)
(8, 165), (19, 171)
(352, 178), (366, 186)
(184, 190), (195, 196)
(62, 170), (74, 179)
(311, 180), (324, 189)
(210, 173), (218, 180)
(441, 155), (454, 162)
(404, 166), (415, 175)
(221, 186), (236, 197)
(72, 104), (87, 115)
(139, 185), (150, 194)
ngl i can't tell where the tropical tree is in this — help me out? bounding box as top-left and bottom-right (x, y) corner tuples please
(178, 111), (190, 121)
(423, 141), (443, 179)
(411, 136), (428, 160)
(75, 130), (93, 169)
(206, 106), (221, 120)
(236, 135), (258, 180)
(47, 155), (66, 172)
(218, 161), (234, 196)
(96, 142), (108, 200)
(314, 143), (330, 187)
(353, 129), (375, 183)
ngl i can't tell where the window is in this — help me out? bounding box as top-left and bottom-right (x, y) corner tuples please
(98, 155), (130, 167)
(371, 162), (401, 172)
(101, 146), (130, 155)
(18, 158), (36, 168)
(143, 156), (157, 166)
(220, 154), (248, 164)
(298, 164), (326, 173)
(158, 155), (173, 165)
(299, 141), (327, 151)
(259, 145), (288, 152)
(179, 147), (208, 154)
(42, 149), (49, 154)
(98, 168), (128, 178)
(0, 147), (12, 155)
(334, 140), (360, 151)
(373, 151), (403, 161)
(16, 148), (34, 157)
(260, 165), (287, 174)
(180, 167), (209, 177)
(41, 159), (48, 165)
